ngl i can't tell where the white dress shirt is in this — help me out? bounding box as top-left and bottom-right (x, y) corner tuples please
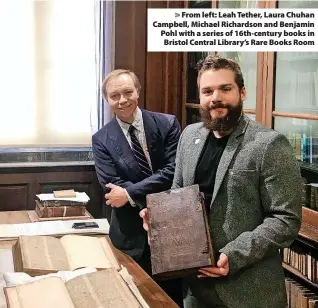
(116, 107), (153, 206)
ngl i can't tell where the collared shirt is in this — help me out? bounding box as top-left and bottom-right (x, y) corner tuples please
(116, 107), (153, 171)
(116, 107), (153, 207)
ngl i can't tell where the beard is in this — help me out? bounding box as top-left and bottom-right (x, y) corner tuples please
(199, 100), (243, 132)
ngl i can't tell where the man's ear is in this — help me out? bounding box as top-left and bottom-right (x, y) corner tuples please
(240, 87), (247, 101)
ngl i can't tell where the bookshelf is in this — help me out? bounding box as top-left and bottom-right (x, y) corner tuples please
(282, 262), (318, 290)
(299, 207), (318, 244)
(281, 207), (318, 307)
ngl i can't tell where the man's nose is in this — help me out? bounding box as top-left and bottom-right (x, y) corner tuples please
(118, 94), (127, 104)
(211, 90), (222, 104)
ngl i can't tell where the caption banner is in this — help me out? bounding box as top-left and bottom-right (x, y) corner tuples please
(147, 8), (318, 52)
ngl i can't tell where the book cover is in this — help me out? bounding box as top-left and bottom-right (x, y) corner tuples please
(146, 184), (215, 278)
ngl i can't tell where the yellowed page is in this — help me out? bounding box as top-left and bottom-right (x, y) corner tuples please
(66, 269), (141, 308)
(5, 277), (75, 308)
(119, 267), (150, 308)
(60, 235), (119, 270)
(99, 237), (120, 270)
(20, 235), (69, 271)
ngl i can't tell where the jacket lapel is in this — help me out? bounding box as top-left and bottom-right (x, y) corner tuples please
(186, 125), (210, 186)
(211, 115), (250, 205)
(141, 109), (160, 171)
(108, 119), (143, 181)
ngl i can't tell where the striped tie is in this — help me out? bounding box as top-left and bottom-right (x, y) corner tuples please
(128, 125), (152, 178)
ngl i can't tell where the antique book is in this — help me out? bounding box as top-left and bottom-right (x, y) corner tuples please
(13, 234), (120, 276)
(146, 184), (215, 277)
(4, 268), (144, 308)
(36, 192), (89, 207)
(29, 210), (91, 222)
(53, 189), (76, 198)
(35, 200), (86, 218)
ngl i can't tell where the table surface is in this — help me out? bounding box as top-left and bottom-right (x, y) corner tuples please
(0, 211), (178, 308)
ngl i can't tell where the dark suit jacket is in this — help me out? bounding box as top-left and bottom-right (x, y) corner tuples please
(92, 109), (181, 260)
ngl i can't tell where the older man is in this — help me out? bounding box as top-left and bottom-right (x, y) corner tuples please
(92, 69), (183, 307)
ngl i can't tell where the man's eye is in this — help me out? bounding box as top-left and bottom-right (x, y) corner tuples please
(222, 87), (231, 91)
(110, 94), (120, 100)
(202, 90), (212, 94)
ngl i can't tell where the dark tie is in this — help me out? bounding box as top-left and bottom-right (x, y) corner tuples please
(128, 125), (152, 178)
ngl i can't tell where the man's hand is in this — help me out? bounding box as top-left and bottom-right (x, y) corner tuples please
(105, 183), (128, 208)
(139, 208), (151, 244)
(198, 253), (229, 278)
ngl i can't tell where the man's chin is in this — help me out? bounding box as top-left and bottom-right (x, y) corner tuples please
(115, 110), (134, 121)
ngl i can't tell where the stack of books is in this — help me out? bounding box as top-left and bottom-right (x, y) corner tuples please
(35, 190), (90, 220)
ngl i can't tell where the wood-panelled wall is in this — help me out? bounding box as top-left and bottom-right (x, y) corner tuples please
(0, 165), (104, 219)
(114, 1), (147, 109)
(114, 1), (185, 124)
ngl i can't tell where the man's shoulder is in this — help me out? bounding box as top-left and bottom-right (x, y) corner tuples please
(247, 119), (282, 140)
(141, 110), (181, 132)
(245, 118), (289, 149)
(182, 122), (205, 135)
(143, 109), (176, 122)
(92, 118), (117, 141)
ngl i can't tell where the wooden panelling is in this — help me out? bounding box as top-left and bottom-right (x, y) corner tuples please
(114, 1), (147, 108)
(256, 52), (266, 124)
(114, 1), (184, 124)
(0, 166), (104, 219)
(145, 1), (184, 123)
(39, 183), (90, 193)
(0, 184), (29, 211)
(264, 52), (275, 128)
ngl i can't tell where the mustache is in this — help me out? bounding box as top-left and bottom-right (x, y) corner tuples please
(208, 103), (230, 110)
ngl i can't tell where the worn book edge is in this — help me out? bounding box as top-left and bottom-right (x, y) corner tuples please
(200, 192), (216, 267)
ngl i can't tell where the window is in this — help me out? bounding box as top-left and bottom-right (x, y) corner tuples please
(0, 1), (96, 148)
(273, 0), (318, 165)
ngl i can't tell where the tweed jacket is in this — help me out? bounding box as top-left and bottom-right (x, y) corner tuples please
(173, 114), (302, 308)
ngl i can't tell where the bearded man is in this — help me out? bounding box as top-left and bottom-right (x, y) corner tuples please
(140, 55), (302, 308)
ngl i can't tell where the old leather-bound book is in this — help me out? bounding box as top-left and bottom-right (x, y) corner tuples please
(35, 200), (87, 218)
(146, 184), (215, 278)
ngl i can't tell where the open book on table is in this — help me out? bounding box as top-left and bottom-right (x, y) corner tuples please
(13, 234), (120, 276)
(4, 268), (145, 308)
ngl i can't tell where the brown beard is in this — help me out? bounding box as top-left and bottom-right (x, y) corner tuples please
(199, 100), (243, 132)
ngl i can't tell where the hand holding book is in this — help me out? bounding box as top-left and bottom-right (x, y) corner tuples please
(197, 253), (229, 278)
(139, 209), (150, 245)
(140, 207), (229, 278)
